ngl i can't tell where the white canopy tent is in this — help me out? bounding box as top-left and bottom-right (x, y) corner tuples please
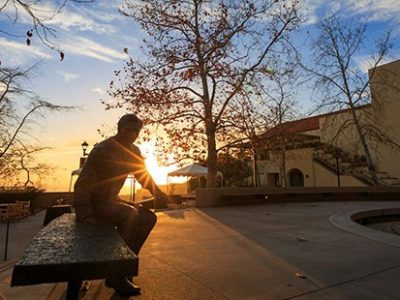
(168, 163), (208, 177)
(167, 163), (222, 196)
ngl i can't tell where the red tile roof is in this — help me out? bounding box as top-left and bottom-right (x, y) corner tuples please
(260, 104), (371, 139)
(261, 116), (320, 139)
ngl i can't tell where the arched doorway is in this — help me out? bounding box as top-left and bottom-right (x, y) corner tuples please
(288, 169), (304, 187)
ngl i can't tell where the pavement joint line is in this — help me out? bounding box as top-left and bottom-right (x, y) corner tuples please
(147, 252), (232, 300)
(0, 289), (6, 300)
(92, 280), (106, 299)
(283, 264), (400, 300)
(45, 282), (60, 300)
(0, 259), (17, 273)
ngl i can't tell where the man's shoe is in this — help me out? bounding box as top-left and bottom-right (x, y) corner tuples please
(105, 277), (141, 296)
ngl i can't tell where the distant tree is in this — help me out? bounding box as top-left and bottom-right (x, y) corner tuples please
(263, 69), (299, 187)
(0, 64), (72, 188)
(107, 0), (302, 187)
(218, 149), (252, 187)
(189, 148), (252, 189)
(304, 16), (394, 185)
(0, 0), (94, 61)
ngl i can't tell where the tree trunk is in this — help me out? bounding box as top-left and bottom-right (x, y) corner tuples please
(252, 151), (258, 187)
(350, 108), (380, 185)
(281, 148), (287, 187)
(193, 2), (217, 188)
(206, 127), (218, 188)
(279, 112), (287, 187)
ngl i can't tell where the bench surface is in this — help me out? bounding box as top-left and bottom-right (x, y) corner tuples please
(11, 213), (138, 286)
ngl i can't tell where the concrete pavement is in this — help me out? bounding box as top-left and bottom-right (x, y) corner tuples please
(1, 201), (400, 299)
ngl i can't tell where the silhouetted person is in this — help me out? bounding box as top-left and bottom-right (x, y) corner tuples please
(74, 114), (169, 297)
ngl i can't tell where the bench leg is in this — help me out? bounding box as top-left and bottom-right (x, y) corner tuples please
(67, 280), (82, 300)
(81, 280), (91, 291)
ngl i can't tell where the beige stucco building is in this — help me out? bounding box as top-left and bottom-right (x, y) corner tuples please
(255, 59), (400, 187)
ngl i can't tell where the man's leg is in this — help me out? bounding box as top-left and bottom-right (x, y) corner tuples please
(94, 202), (145, 296)
(117, 205), (157, 254)
(95, 201), (157, 253)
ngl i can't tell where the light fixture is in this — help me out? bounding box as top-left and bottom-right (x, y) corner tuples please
(81, 141), (89, 157)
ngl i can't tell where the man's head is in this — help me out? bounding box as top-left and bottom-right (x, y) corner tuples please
(117, 114), (143, 133)
(117, 114), (143, 144)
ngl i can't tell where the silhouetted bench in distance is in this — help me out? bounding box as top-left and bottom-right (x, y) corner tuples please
(11, 213), (138, 300)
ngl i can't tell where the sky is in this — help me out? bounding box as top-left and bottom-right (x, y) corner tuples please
(0, 0), (399, 191)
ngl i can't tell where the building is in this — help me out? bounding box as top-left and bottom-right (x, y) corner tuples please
(255, 59), (400, 187)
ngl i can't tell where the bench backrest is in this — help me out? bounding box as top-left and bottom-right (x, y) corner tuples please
(15, 200), (31, 216)
(0, 204), (10, 220)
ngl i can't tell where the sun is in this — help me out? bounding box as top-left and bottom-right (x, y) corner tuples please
(144, 153), (170, 185)
(120, 141), (188, 198)
(122, 141), (178, 187)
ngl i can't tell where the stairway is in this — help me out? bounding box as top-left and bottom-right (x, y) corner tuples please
(312, 144), (400, 187)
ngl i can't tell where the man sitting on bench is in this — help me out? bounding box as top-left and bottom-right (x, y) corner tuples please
(74, 113), (170, 297)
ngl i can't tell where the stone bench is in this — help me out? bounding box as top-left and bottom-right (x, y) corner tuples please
(11, 213), (138, 300)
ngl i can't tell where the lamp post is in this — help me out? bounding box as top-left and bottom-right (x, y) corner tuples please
(334, 149), (341, 187)
(81, 141), (89, 157)
(80, 141), (89, 168)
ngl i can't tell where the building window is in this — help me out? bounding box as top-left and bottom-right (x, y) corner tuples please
(258, 149), (270, 161)
(267, 173), (280, 186)
(288, 169), (304, 187)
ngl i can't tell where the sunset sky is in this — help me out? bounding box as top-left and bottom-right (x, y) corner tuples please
(1, 0), (399, 191)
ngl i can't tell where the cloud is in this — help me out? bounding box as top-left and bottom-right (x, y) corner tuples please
(0, 1), (118, 35)
(46, 7), (117, 35)
(304, 0), (400, 27)
(91, 87), (105, 95)
(83, 3), (126, 24)
(355, 55), (396, 74)
(62, 36), (126, 63)
(340, 0), (400, 25)
(0, 38), (51, 66)
(354, 55), (375, 74)
(57, 71), (80, 83)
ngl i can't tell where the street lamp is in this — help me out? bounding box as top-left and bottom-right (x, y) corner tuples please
(334, 148), (341, 187)
(81, 141), (89, 157)
(80, 141), (89, 168)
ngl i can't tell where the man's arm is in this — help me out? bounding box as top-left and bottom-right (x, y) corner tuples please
(130, 146), (170, 207)
(74, 146), (106, 222)
(74, 166), (97, 222)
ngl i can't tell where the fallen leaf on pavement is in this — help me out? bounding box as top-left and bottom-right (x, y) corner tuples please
(295, 272), (306, 279)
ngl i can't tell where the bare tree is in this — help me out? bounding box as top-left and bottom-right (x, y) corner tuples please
(0, 0), (94, 61)
(107, 0), (302, 187)
(303, 16), (394, 186)
(0, 64), (72, 188)
(263, 69), (299, 187)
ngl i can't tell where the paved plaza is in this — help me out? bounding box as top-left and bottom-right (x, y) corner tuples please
(1, 201), (400, 299)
